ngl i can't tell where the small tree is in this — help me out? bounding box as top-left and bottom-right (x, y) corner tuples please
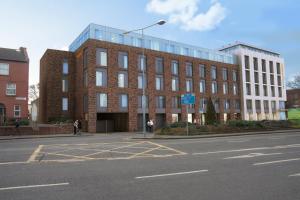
(29, 83), (39, 101)
(206, 97), (217, 125)
(287, 75), (300, 89)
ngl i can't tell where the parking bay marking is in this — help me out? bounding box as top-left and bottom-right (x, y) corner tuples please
(253, 157), (300, 166)
(223, 152), (282, 159)
(0, 182), (69, 191)
(289, 173), (300, 177)
(135, 170), (208, 179)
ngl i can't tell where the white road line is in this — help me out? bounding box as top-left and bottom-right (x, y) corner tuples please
(0, 182), (69, 191)
(253, 158), (300, 166)
(289, 173), (300, 177)
(227, 139), (249, 143)
(193, 144), (300, 155)
(27, 145), (43, 162)
(135, 170), (208, 179)
(224, 152), (282, 159)
(0, 161), (29, 166)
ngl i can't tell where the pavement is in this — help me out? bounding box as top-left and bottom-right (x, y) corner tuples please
(0, 131), (300, 200)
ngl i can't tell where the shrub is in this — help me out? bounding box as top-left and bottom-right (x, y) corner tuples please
(206, 97), (217, 125)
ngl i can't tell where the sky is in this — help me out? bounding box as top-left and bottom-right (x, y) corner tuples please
(0, 0), (299, 85)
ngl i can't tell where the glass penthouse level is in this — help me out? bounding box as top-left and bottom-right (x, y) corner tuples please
(69, 23), (237, 64)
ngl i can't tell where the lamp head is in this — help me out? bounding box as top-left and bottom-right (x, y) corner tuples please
(157, 20), (166, 25)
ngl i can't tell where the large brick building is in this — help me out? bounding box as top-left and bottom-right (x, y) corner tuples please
(39, 23), (242, 132)
(0, 47), (29, 125)
(286, 89), (300, 109)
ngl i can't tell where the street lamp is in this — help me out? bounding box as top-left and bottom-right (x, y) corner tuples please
(123, 20), (166, 138)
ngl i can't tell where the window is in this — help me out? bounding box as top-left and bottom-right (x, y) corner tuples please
(186, 79), (193, 92)
(211, 81), (218, 94)
(138, 55), (146, 71)
(233, 83), (238, 95)
(155, 57), (164, 74)
(222, 68), (228, 80)
(156, 75), (164, 90)
(171, 77), (179, 91)
(199, 64), (205, 78)
(119, 94), (128, 108)
(263, 73), (267, 84)
(246, 83), (251, 95)
(6, 83), (16, 95)
(199, 80), (206, 93)
(211, 66), (217, 80)
(255, 100), (261, 111)
(62, 98), (68, 111)
(213, 99), (219, 111)
(262, 59), (266, 72)
(246, 71), (250, 82)
(96, 48), (107, 66)
(234, 100), (240, 110)
(186, 63), (193, 77)
(279, 101), (285, 109)
(138, 74), (147, 89)
(264, 100), (269, 113)
(83, 95), (88, 113)
(138, 95), (148, 108)
(253, 57), (258, 71)
(276, 63), (281, 75)
(246, 99), (252, 112)
(118, 72), (128, 88)
(62, 59), (68, 74)
(232, 70), (237, 82)
(278, 87), (282, 97)
(0, 63), (9, 75)
(62, 78), (68, 92)
(270, 74), (274, 85)
(254, 72), (259, 83)
(224, 99), (230, 111)
(118, 52), (128, 69)
(172, 114), (179, 123)
(96, 68), (107, 87)
(277, 76), (282, 86)
(171, 60), (179, 75)
(263, 85), (268, 96)
(83, 48), (88, 68)
(271, 101), (276, 111)
(14, 105), (21, 118)
(269, 61), (274, 73)
(223, 82), (228, 94)
(156, 96), (165, 108)
(83, 69), (88, 87)
(171, 96), (181, 108)
(97, 93), (107, 108)
(245, 55), (250, 69)
(271, 86), (275, 97)
(255, 85), (260, 96)
(199, 98), (207, 111)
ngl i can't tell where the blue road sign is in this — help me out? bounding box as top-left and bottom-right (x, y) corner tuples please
(181, 93), (195, 105)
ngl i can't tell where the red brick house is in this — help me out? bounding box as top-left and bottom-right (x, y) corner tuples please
(0, 47), (29, 125)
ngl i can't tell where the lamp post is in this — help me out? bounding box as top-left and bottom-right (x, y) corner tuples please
(123, 20), (166, 138)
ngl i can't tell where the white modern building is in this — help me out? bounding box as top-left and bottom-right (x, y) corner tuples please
(220, 42), (287, 120)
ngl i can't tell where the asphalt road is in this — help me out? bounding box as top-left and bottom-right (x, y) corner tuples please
(1, 131), (300, 200)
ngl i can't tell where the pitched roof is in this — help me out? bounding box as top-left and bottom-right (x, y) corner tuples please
(0, 47), (28, 62)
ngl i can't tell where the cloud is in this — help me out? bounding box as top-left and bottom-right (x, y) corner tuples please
(146, 0), (227, 31)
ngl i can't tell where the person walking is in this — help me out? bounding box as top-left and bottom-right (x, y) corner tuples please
(147, 119), (154, 133)
(73, 120), (78, 135)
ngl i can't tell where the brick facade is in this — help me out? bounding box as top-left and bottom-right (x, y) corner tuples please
(40, 39), (241, 133)
(286, 89), (300, 108)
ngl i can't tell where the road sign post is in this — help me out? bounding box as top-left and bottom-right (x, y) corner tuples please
(181, 94), (195, 136)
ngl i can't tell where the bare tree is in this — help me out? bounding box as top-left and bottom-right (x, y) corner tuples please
(29, 83), (39, 101)
(287, 75), (300, 89)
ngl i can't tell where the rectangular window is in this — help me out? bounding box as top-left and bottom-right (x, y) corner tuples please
(138, 74), (147, 89)
(199, 98), (207, 111)
(199, 80), (206, 93)
(138, 95), (148, 108)
(270, 74), (274, 85)
(278, 87), (282, 97)
(0, 63), (9, 75)
(246, 99), (252, 112)
(264, 100), (269, 113)
(224, 99), (230, 111)
(212, 81), (218, 94)
(199, 64), (206, 78)
(119, 94), (128, 108)
(138, 55), (146, 71)
(186, 62), (193, 77)
(213, 99), (219, 111)
(255, 100), (261, 111)
(83, 48), (88, 68)
(14, 105), (21, 118)
(96, 68), (107, 87)
(269, 61), (274, 73)
(232, 70), (237, 82)
(171, 96), (181, 108)
(262, 59), (266, 72)
(246, 71), (250, 82)
(262, 73), (267, 84)
(6, 83), (16, 95)
(171, 77), (179, 91)
(277, 75), (282, 86)
(271, 86), (275, 97)
(62, 78), (68, 92)
(171, 60), (179, 75)
(118, 52), (128, 69)
(235, 100), (240, 110)
(62, 59), (68, 74)
(155, 57), (164, 74)
(246, 83), (251, 95)
(279, 101), (285, 109)
(254, 72), (259, 83)
(255, 84), (260, 96)
(211, 66), (217, 80)
(118, 72), (128, 88)
(156, 96), (165, 108)
(276, 63), (281, 75)
(155, 75), (164, 90)
(253, 57), (258, 71)
(97, 93), (107, 108)
(245, 55), (250, 69)
(62, 98), (68, 111)
(222, 68), (228, 80)
(96, 48), (107, 66)
(83, 69), (88, 87)
(233, 83), (238, 95)
(223, 82), (228, 94)
(271, 101), (276, 112)
(186, 79), (193, 92)
(263, 85), (268, 96)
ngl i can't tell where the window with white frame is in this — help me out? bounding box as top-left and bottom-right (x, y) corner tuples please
(0, 63), (9, 75)
(171, 77), (179, 91)
(118, 52), (128, 69)
(62, 59), (68, 74)
(211, 81), (218, 94)
(138, 74), (147, 89)
(119, 94), (128, 108)
(6, 83), (16, 95)
(62, 78), (68, 92)
(62, 98), (68, 111)
(138, 55), (146, 71)
(14, 105), (21, 117)
(97, 93), (107, 108)
(118, 72), (128, 88)
(155, 75), (164, 90)
(186, 79), (193, 92)
(223, 82), (228, 94)
(96, 48), (107, 66)
(199, 64), (205, 78)
(96, 68), (107, 87)
(171, 60), (178, 75)
(211, 66), (217, 80)
(199, 80), (206, 93)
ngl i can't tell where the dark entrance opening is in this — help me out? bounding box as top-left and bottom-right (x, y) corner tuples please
(0, 103), (6, 126)
(155, 114), (166, 130)
(137, 114), (149, 131)
(96, 113), (128, 132)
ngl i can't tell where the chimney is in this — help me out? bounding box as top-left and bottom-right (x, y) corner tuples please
(19, 47), (29, 62)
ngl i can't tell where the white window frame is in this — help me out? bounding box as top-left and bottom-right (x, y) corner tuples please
(14, 105), (21, 118)
(0, 63), (9, 75)
(6, 83), (16, 96)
